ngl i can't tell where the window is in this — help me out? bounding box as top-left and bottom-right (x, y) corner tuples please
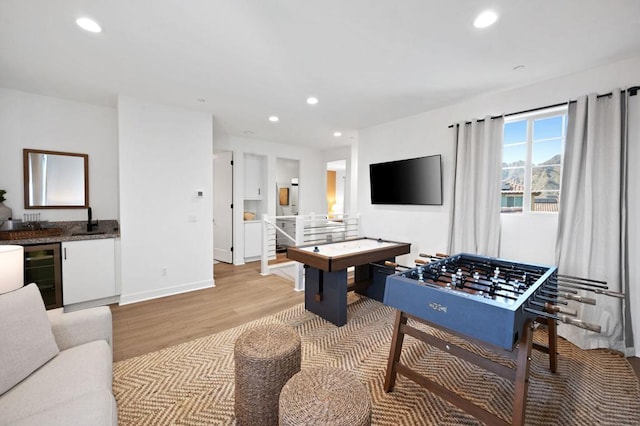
(501, 107), (567, 213)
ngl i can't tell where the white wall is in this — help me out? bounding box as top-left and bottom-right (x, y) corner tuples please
(0, 88), (119, 221)
(213, 135), (326, 264)
(118, 96), (214, 303)
(359, 55), (640, 268)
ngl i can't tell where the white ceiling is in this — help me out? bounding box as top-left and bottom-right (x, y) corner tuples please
(1, 1), (640, 148)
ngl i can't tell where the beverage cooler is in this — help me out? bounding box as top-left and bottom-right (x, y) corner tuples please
(23, 243), (62, 309)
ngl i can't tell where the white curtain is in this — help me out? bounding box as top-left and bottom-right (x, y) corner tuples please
(448, 117), (504, 257)
(555, 89), (631, 352)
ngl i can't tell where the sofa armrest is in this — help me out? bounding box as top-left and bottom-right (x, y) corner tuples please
(46, 306), (113, 352)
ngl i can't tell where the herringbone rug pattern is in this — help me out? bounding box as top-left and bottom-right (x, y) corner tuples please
(113, 297), (640, 425)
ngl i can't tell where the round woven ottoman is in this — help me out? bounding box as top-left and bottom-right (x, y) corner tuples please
(234, 324), (301, 426)
(279, 367), (371, 426)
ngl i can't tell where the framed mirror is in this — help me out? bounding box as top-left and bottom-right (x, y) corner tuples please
(23, 149), (89, 209)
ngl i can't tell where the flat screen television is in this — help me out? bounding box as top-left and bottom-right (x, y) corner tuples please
(369, 154), (442, 205)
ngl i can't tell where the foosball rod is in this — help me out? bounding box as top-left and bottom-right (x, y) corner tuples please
(431, 261), (588, 304)
(435, 254), (549, 277)
(443, 259), (543, 286)
(394, 260), (518, 298)
(415, 259), (534, 291)
(553, 281), (625, 298)
(419, 254), (624, 298)
(529, 299), (577, 316)
(381, 261), (412, 271)
(503, 268), (625, 298)
(543, 278), (625, 298)
(558, 273), (607, 285)
(417, 268), (522, 300)
(539, 288), (596, 305)
(413, 256), (597, 303)
(533, 293), (569, 305)
(418, 255), (545, 286)
(387, 260), (516, 297)
(432, 263), (537, 297)
(418, 252), (448, 259)
(523, 307), (601, 333)
(527, 270), (610, 290)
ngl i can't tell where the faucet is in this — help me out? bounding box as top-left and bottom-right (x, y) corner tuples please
(87, 207), (98, 232)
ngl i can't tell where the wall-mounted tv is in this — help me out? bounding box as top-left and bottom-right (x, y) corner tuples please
(369, 154), (442, 205)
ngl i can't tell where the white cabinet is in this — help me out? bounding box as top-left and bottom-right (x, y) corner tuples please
(244, 221), (262, 259)
(244, 153), (264, 200)
(62, 239), (116, 305)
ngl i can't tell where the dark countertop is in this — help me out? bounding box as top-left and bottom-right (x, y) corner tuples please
(0, 220), (120, 245)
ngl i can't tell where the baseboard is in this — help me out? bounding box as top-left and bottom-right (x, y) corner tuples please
(118, 279), (215, 306)
(64, 295), (121, 312)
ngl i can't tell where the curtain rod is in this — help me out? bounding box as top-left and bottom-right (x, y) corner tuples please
(447, 85), (639, 128)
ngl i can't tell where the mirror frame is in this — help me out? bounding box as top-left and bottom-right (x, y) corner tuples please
(23, 148), (89, 209)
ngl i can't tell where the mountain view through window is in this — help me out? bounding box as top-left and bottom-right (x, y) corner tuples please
(501, 108), (567, 213)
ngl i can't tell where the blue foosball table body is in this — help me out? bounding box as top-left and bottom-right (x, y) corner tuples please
(383, 253), (557, 350)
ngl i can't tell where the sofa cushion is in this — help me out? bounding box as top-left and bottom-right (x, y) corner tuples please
(0, 283), (59, 395)
(0, 339), (112, 424)
(8, 390), (117, 426)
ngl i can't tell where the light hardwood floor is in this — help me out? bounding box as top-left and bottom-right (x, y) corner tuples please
(111, 261), (640, 383)
(110, 261), (303, 361)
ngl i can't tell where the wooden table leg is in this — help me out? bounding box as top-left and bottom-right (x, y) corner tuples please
(546, 317), (558, 373)
(512, 320), (534, 426)
(384, 310), (407, 392)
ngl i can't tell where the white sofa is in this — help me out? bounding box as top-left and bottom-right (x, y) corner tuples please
(0, 284), (117, 425)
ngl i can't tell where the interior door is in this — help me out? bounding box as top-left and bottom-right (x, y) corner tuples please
(214, 151), (233, 263)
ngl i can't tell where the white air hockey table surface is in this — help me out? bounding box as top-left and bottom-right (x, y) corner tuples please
(287, 237), (410, 272)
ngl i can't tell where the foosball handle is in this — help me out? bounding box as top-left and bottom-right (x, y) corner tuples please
(559, 315), (601, 333)
(414, 258), (427, 265)
(384, 261), (398, 268)
(545, 304), (577, 317)
(594, 288), (625, 298)
(418, 253), (448, 259)
(562, 293), (596, 305)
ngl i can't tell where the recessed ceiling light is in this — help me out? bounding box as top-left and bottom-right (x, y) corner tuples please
(269, 116), (279, 122)
(76, 17), (102, 33)
(333, 131), (342, 137)
(306, 97), (319, 105)
(243, 130), (254, 136)
(473, 10), (498, 28)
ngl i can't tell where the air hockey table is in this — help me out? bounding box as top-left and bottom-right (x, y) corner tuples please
(287, 237), (411, 326)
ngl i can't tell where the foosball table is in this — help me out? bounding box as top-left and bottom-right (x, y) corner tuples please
(382, 252), (623, 426)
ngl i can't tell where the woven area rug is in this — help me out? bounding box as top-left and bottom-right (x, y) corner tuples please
(113, 297), (640, 425)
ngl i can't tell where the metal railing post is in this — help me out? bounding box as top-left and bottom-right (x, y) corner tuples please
(260, 214), (269, 276)
(294, 215), (305, 291)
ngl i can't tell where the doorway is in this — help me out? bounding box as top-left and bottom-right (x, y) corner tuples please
(213, 151), (233, 263)
(276, 158), (299, 216)
(275, 158), (299, 256)
(326, 160), (346, 217)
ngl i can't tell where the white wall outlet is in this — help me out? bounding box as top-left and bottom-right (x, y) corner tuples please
(188, 215), (197, 222)
(161, 267), (167, 276)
